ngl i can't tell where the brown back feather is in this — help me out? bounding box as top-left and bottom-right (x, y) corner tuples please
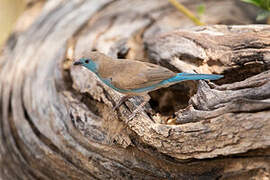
(99, 59), (176, 90)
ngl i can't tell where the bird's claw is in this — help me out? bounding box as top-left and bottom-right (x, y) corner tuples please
(127, 113), (137, 121)
(112, 103), (120, 111)
(113, 95), (131, 111)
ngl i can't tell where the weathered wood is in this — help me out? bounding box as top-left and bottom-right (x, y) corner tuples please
(1, 0), (270, 179)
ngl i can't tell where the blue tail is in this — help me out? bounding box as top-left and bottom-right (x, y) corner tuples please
(165, 73), (223, 83)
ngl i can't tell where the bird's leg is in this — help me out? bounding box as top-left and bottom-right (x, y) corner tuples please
(128, 94), (150, 121)
(113, 95), (132, 111)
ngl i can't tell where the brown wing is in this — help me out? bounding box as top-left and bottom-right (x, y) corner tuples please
(108, 60), (176, 90)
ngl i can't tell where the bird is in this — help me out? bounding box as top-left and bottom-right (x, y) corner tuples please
(73, 51), (223, 120)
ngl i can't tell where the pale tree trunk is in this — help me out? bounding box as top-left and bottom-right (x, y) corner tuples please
(1, 0), (270, 179)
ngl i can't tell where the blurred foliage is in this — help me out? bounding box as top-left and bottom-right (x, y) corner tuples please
(0, 0), (25, 47)
(242, 0), (270, 10)
(242, 0), (270, 21)
(196, 4), (205, 17)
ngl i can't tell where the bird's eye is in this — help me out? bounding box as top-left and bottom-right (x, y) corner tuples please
(85, 59), (89, 64)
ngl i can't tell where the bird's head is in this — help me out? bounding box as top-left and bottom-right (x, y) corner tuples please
(73, 51), (105, 73)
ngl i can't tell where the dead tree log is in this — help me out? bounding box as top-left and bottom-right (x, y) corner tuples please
(1, 0), (270, 179)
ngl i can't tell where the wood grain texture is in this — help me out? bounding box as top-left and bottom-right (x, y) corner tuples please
(1, 0), (270, 179)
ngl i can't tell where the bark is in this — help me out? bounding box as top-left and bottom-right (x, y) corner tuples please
(1, 0), (270, 179)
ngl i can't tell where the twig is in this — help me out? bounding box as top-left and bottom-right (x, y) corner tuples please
(168, 0), (205, 26)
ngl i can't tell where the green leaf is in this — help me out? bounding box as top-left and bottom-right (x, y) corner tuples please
(241, 0), (262, 7)
(256, 10), (270, 20)
(196, 4), (205, 16)
(242, 0), (270, 11)
(261, 0), (270, 11)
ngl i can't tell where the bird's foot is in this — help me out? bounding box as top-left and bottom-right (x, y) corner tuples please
(127, 95), (150, 121)
(127, 106), (143, 121)
(128, 113), (137, 121)
(113, 95), (131, 111)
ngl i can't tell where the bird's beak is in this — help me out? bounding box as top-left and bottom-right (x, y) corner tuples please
(73, 61), (83, 66)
